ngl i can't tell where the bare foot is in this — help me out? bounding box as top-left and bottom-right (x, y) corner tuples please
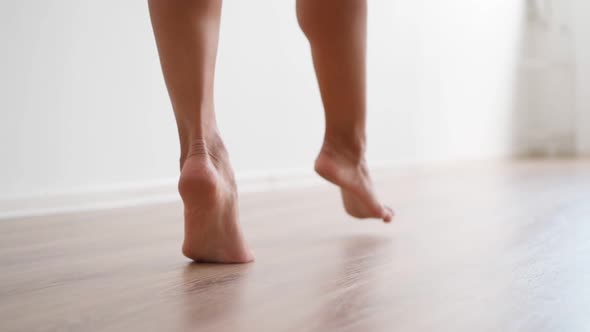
(314, 142), (394, 223)
(178, 138), (254, 263)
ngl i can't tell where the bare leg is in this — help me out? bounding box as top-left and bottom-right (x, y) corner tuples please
(297, 0), (393, 222)
(148, 0), (253, 263)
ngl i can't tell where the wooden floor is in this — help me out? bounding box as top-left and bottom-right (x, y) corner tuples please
(2, 160), (590, 332)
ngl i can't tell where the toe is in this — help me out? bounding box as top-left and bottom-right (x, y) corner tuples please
(382, 205), (394, 222)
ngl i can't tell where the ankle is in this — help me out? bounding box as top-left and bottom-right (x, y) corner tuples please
(320, 133), (366, 164)
(180, 131), (228, 168)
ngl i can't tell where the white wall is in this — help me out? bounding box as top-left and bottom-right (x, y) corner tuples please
(512, 0), (590, 157)
(0, 1), (525, 216)
(571, 0), (590, 155)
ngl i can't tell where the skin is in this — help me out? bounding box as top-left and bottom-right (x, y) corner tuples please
(148, 0), (393, 263)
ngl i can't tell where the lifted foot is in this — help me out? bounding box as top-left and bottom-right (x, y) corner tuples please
(314, 143), (394, 223)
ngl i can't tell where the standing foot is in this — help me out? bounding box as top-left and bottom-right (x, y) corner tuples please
(314, 142), (394, 223)
(178, 138), (254, 263)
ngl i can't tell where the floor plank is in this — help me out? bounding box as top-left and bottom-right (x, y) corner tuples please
(1, 160), (590, 332)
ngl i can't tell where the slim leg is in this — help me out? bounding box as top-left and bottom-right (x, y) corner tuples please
(149, 0), (254, 262)
(297, 0), (393, 222)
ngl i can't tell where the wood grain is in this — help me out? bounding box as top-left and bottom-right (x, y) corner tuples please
(1, 159), (590, 332)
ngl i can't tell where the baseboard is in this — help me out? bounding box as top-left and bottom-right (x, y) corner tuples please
(0, 166), (336, 220)
(3, 158), (496, 220)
